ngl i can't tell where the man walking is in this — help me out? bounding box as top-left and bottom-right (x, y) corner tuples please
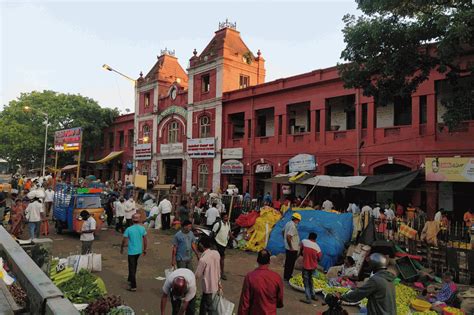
(120, 213), (147, 292)
(24, 195), (44, 240)
(161, 268), (197, 315)
(238, 249), (284, 315)
(124, 195), (137, 228)
(299, 232), (322, 304)
(283, 212), (301, 282)
(115, 197), (126, 233)
(80, 210), (96, 254)
(195, 235), (221, 315)
(158, 195), (172, 230)
(171, 220), (200, 270)
(212, 212), (233, 280)
(44, 186), (54, 218)
(205, 202), (219, 229)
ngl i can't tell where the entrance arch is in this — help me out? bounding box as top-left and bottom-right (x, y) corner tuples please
(325, 163), (355, 176)
(373, 163), (411, 175)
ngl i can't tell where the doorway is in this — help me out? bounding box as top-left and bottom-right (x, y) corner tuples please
(163, 159), (182, 186)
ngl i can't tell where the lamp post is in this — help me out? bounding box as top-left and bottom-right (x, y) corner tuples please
(24, 106), (49, 178)
(102, 64), (137, 178)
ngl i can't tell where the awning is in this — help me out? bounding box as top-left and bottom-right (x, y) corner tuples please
(261, 172), (313, 184)
(61, 164), (78, 172)
(300, 175), (366, 188)
(88, 151), (123, 164)
(351, 170), (420, 192)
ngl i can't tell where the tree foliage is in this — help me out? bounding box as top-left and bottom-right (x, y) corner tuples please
(0, 90), (119, 169)
(339, 0), (474, 130)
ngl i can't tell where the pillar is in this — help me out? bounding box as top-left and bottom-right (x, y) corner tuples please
(367, 102), (375, 144)
(320, 109), (326, 145)
(412, 96), (420, 135)
(426, 181), (438, 220)
(426, 94), (437, 138)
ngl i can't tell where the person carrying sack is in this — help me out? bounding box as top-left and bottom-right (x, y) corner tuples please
(210, 212), (234, 280)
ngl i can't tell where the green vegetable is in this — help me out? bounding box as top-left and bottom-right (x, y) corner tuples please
(58, 269), (105, 303)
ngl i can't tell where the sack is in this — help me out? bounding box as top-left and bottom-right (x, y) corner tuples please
(216, 294), (234, 315)
(91, 253), (102, 272)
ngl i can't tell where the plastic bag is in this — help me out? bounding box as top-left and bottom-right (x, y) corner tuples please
(216, 295), (234, 315)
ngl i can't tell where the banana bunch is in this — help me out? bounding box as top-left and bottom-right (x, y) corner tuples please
(395, 284), (418, 315)
(289, 274), (329, 290)
(322, 286), (351, 295)
(442, 307), (464, 315)
(412, 311), (437, 315)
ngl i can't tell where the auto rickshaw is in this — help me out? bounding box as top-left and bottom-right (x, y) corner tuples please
(53, 183), (106, 234)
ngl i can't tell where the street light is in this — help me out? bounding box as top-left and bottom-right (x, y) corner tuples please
(102, 64), (136, 83)
(24, 106), (49, 178)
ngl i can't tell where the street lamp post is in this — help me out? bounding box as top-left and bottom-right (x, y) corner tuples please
(24, 106), (49, 178)
(102, 64), (137, 178)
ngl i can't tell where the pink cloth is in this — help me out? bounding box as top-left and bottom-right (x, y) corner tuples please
(195, 249), (221, 294)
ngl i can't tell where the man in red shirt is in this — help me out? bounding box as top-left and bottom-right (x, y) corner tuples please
(238, 249), (284, 315)
(300, 232), (322, 304)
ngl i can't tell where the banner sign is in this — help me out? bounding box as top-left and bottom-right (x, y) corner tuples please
(135, 143), (152, 160)
(255, 163), (272, 174)
(160, 143), (184, 155)
(222, 148), (243, 160)
(54, 127), (82, 152)
(425, 157), (474, 182)
(221, 160), (244, 174)
(289, 154), (316, 172)
(187, 138), (215, 158)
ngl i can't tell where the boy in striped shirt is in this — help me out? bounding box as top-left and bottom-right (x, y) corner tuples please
(300, 232), (322, 304)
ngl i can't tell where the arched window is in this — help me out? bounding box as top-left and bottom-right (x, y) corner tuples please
(142, 124), (150, 143)
(198, 164), (208, 190)
(168, 121), (179, 143)
(199, 115), (211, 138)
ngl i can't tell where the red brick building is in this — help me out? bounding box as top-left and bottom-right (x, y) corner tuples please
(95, 22), (473, 219)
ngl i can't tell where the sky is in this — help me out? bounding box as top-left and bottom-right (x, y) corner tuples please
(1, 0), (360, 113)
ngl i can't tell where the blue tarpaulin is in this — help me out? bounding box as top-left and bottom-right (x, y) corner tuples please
(266, 210), (353, 270)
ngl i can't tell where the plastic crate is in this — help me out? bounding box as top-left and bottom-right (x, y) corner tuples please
(395, 256), (418, 281)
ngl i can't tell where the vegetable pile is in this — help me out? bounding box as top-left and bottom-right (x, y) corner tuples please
(395, 284), (418, 315)
(8, 282), (27, 308)
(442, 306), (464, 315)
(57, 269), (106, 304)
(289, 273), (329, 291)
(83, 295), (123, 315)
(50, 260), (75, 286)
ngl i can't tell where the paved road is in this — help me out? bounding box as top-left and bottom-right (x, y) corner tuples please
(49, 226), (359, 314)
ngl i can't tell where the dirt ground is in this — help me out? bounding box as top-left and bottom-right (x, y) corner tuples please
(49, 226), (360, 315)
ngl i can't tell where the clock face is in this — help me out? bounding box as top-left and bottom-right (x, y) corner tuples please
(170, 87), (177, 100)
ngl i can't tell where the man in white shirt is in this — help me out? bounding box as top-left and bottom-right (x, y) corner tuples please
(283, 212), (301, 281)
(372, 204), (381, 219)
(124, 196), (137, 228)
(80, 210), (96, 254)
(145, 202), (160, 229)
(322, 199), (334, 212)
(24, 197), (44, 240)
(115, 197), (127, 233)
(212, 212), (233, 280)
(205, 202), (220, 228)
(44, 187), (54, 218)
(158, 195), (172, 230)
(434, 208), (443, 222)
(161, 268), (197, 315)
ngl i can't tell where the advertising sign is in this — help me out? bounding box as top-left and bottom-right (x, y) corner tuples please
(289, 154), (316, 172)
(425, 157), (474, 182)
(135, 143), (152, 160)
(221, 160), (244, 174)
(160, 143), (184, 155)
(187, 138), (215, 158)
(222, 148), (243, 159)
(255, 163), (272, 174)
(54, 127), (82, 152)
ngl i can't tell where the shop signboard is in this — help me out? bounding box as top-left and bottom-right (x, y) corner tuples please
(222, 148), (243, 159)
(289, 154), (316, 172)
(135, 143), (152, 160)
(221, 160), (244, 174)
(160, 143), (184, 155)
(187, 138), (215, 158)
(255, 163), (272, 174)
(54, 127), (82, 152)
(425, 157), (474, 182)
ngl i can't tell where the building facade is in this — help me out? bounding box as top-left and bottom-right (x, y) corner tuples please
(95, 22), (473, 219)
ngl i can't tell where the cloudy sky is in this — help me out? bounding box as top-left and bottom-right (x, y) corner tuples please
(1, 0), (360, 113)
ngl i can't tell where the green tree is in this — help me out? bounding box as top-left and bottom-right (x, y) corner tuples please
(0, 90), (119, 169)
(339, 0), (474, 130)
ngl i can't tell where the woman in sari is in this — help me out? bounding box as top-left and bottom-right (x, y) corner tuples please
(10, 198), (25, 237)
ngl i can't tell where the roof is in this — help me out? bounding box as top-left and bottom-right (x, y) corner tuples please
(138, 54), (188, 88)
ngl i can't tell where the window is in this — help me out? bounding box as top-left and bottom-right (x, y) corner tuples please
(108, 132), (114, 149)
(239, 75), (249, 89)
(256, 108), (274, 137)
(346, 105), (356, 130)
(315, 110), (321, 132)
(142, 124), (150, 143)
(394, 95), (412, 126)
(362, 103), (368, 129)
(419, 96), (427, 124)
(168, 121), (179, 143)
(199, 115), (211, 138)
(144, 92), (150, 108)
(198, 164), (208, 190)
(201, 74), (210, 93)
(230, 113), (245, 139)
(287, 102), (310, 134)
(118, 131), (124, 148)
(128, 129), (134, 148)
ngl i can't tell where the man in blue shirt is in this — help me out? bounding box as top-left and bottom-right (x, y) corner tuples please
(121, 213), (147, 291)
(171, 219), (200, 270)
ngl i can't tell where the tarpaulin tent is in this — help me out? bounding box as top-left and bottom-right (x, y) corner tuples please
(266, 210), (353, 270)
(351, 170), (420, 192)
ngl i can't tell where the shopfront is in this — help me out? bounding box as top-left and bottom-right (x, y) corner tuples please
(222, 159), (244, 192)
(255, 163), (272, 197)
